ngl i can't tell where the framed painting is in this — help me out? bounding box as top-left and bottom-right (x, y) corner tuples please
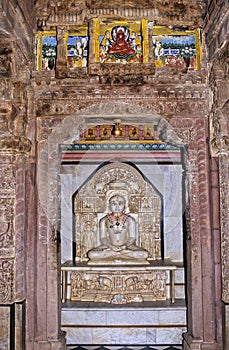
(67, 26), (89, 68)
(100, 125), (111, 140)
(94, 19), (148, 64)
(152, 26), (202, 70)
(85, 127), (96, 140)
(129, 126), (140, 140)
(144, 126), (155, 140)
(36, 31), (57, 71)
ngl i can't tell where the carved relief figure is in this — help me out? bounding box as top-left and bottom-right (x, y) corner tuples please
(87, 194), (149, 265)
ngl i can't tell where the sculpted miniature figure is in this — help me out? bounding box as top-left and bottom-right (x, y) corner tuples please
(87, 195), (149, 265)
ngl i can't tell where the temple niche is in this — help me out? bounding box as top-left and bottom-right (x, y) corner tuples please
(61, 160), (181, 306)
(61, 134), (184, 308)
(60, 122), (185, 343)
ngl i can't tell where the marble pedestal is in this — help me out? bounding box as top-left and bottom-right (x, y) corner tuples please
(61, 260), (177, 304)
(61, 260), (186, 345)
(61, 300), (187, 345)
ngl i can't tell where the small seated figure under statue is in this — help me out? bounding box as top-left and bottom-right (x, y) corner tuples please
(87, 195), (149, 265)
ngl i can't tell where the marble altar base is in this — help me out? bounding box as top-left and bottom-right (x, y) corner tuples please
(61, 300), (187, 345)
(61, 260), (177, 304)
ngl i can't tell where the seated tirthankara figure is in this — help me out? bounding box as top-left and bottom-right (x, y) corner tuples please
(87, 195), (149, 265)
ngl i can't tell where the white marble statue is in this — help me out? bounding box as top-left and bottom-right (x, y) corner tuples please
(87, 195), (149, 265)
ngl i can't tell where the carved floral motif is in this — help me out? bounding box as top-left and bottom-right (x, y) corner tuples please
(219, 154), (229, 303)
(0, 198), (15, 251)
(0, 259), (14, 303)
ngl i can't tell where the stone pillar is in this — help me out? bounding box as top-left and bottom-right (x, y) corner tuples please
(29, 131), (66, 350)
(208, 46), (229, 349)
(0, 134), (31, 349)
(183, 118), (222, 350)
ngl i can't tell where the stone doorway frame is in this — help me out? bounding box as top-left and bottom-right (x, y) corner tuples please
(27, 102), (222, 349)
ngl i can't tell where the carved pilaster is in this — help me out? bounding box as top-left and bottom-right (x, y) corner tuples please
(0, 97), (31, 304)
(208, 43), (229, 308)
(0, 149), (30, 304)
(183, 117), (218, 348)
(219, 153), (229, 303)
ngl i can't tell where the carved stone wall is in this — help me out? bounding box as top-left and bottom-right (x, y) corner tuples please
(0, 0), (227, 349)
(34, 96), (220, 349)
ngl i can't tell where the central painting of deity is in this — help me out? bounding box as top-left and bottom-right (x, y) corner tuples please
(94, 19), (148, 63)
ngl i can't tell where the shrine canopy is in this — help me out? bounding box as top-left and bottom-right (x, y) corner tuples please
(60, 122), (182, 164)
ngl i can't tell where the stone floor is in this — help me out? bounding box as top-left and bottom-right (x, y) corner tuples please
(66, 345), (182, 350)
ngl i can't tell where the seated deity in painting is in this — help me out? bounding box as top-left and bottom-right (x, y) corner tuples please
(87, 194), (149, 265)
(99, 25), (143, 63)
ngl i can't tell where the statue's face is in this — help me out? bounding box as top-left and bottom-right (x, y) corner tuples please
(109, 195), (125, 214)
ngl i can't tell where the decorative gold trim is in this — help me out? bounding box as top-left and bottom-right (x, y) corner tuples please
(61, 324), (187, 328)
(78, 139), (164, 144)
(94, 19), (100, 62)
(142, 19), (148, 63)
(195, 29), (202, 70)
